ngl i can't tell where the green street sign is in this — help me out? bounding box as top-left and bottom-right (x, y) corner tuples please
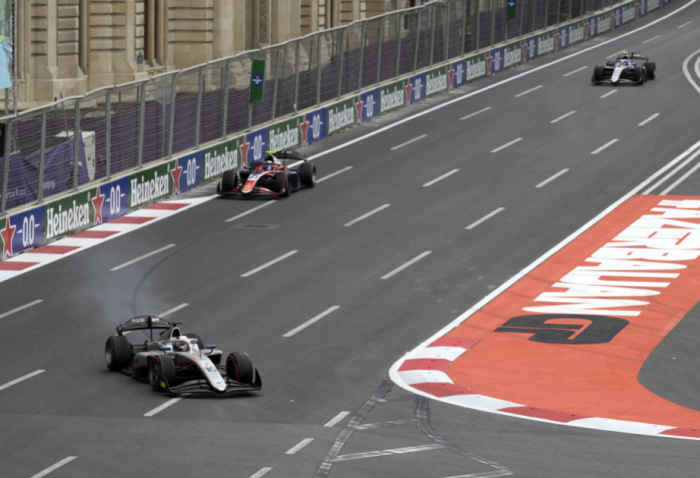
(506, 0), (516, 19)
(249, 59), (266, 101)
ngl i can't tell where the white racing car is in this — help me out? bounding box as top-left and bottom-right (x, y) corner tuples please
(591, 51), (656, 85)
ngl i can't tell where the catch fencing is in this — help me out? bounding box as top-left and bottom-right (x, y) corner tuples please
(0, 0), (641, 215)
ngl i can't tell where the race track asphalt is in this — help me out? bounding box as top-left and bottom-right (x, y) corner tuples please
(2, 4), (700, 477)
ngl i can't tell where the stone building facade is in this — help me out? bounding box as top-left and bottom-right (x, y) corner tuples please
(9, 0), (398, 111)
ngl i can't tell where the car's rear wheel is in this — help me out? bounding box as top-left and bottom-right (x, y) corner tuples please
(105, 336), (131, 371)
(634, 66), (644, 84)
(226, 352), (255, 385)
(221, 170), (238, 192)
(149, 355), (176, 391)
(275, 172), (290, 197)
(299, 162), (316, 188)
(592, 66), (605, 83)
(644, 61), (656, 80)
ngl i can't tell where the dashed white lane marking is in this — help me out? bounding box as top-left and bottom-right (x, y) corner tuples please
(643, 145), (700, 194)
(423, 169), (459, 187)
(591, 139), (619, 154)
(110, 244), (176, 271)
(317, 166), (352, 183)
(157, 303), (189, 318)
(285, 438), (314, 455)
(249, 467), (273, 478)
(643, 35), (662, 43)
(283, 306), (340, 337)
(0, 299), (43, 320)
(600, 89), (618, 98)
(324, 411), (351, 427)
(466, 208), (505, 230)
(536, 169), (569, 188)
(241, 250), (298, 277)
(344, 204), (390, 227)
(514, 85), (542, 97)
(391, 134), (428, 151)
(638, 113), (660, 126)
(443, 470), (513, 478)
(334, 444), (444, 462)
(491, 138), (522, 153)
(144, 397), (183, 417)
(563, 66), (588, 76)
(226, 200), (277, 223)
(381, 251), (432, 280)
(660, 156), (700, 195)
(679, 21), (693, 28)
(550, 110), (576, 123)
(607, 50), (624, 58)
(460, 107), (491, 120)
(30, 456), (77, 478)
(0, 370), (44, 392)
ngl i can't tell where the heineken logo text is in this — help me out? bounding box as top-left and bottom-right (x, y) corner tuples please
(46, 200), (90, 239)
(131, 171), (170, 207)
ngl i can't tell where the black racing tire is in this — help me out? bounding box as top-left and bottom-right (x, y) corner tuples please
(299, 162), (316, 188)
(149, 355), (176, 391)
(275, 172), (290, 197)
(226, 352), (255, 385)
(221, 170), (237, 192)
(184, 332), (205, 350)
(105, 335), (131, 371)
(592, 66), (605, 83)
(644, 61), (656, 80)
(634, 66), (644, 84)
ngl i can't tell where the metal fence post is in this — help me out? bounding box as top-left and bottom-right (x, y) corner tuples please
(294, 41), (301, 112)
(137, 82), (146, 167)
(396, 13), (403, 77)
(429, 4), (436, 66)
(168, 74), (177, 158)
(73, 101), (81, 190)
(557, 0), (562, 24)
(544, 0), (549, 27)
(568, 0), (572, 20)
(461, 0), (468, 56)
(273, 48), (282, 118)
(377, 18), (384, 84)
(358, 23), (366, 91)
(337, 29), (345, 98)
(413, 10), (421, 72)
(490, 0), (495, 46)
(195, 68), (203, 148)
(476, 0), (481, 51)
(519, 0), (525, 35)
(504, 0), (508, 40)
(106, 89), (112, 179)
(1, 119), (11, 214)
(37, 111), (47, 203)
(317, 35), (323, 104)
(444, 2), (450, 60)
(222, 61), (230, 138)
(532, 0), (537, 32)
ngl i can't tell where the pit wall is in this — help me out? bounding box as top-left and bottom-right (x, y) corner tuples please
(0, 0), (669, 260)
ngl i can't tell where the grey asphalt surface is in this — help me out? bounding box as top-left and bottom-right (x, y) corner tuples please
(2, 5), (700, 478)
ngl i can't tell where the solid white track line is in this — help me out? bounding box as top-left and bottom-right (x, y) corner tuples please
(443, 470), (513, 478)
(491, 138), (522, 153)
(0, 299), (43, 320)
(144, 397), (183, 417)
(643, 145), (700, 194)
(460, 107), (491, 120)
(682, 48), (700, 96)
(0, 370), (44, 392)
(30, 457), (77, 478)
(660, 158), (700, 195)
(423, 169), (459, 187)
(157, 303), (189, 318)
(591, 139), (618, 155)
(381, 251), (432, 280)
(324, 411), (351, 427)
(391, 134), (427, 151)
(317, 166), (352, 183)
(643, 35), (662, 43)
(536, 169), (569, 188)
(110, 244), (175, 271)
(334, 444), (444, 462)
(226, 201), (277, 223)
(638, 113), (660, 126)
(550, 111), (576, 123)
(241, 250), (298, 277)
(466, 208), (504, 230)
(600, 89), (618, 98)
(344, 204), (390, 227)
(283, 306), (340, 337)
(563, 66), (587, 76)
(285, 438), (314, 455)
(514, 85), (542, 97)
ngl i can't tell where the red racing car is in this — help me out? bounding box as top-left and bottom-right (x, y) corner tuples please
(216, 150), (317, 198)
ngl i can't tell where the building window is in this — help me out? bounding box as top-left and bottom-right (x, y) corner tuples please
(144, 0), (162, 66)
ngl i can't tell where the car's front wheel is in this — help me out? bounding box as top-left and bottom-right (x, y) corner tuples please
(105, 336), (131, 371)
(644, 61), (656, 80)
(226, 352), (255, 385)
(592, 66), (605, 83)
(299, 162), (317, 188)
(634, 66), (644, 84)
(149, 355), (176, 391)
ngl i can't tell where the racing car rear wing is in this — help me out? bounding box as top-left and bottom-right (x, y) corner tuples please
(617, 52), (649, 61)
(116, 316), (177, 339)
(266, 150), (309, 166)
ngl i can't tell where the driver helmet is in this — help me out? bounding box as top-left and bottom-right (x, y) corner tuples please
(172, 340), (190, 352)
(621, 50), (629, 59)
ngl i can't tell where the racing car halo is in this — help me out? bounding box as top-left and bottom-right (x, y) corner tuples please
(217, 150), (316, 197)
(591, 51), (656, 85)
(105, 316), (262, 396)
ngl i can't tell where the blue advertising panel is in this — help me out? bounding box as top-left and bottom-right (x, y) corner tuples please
(557, 25), (570, 50)
(176, 150), (203, 194)
(450, 59), (466, 88)
(1, 205), (45, 258)
(587, 16), (598, 38)
(489, 46), (505, 75)
(244, 127), (269, 165)
(303, 107), (326, 146)
(97, 176), (130, 223)
(613, 8), (623, 28)
(407, 73), (426, 105)
(638, 0), (647, 16)
(525, 36), (537, 61)
(359, 88), (380, 123)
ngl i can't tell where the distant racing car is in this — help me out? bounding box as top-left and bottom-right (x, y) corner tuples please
(591, 51), (656, 85)
(105, 316), (262, 396)
(217, 150), (316, 197)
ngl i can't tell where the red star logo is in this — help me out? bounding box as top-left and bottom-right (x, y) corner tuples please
(92, 186), (106, 225)
(448, 67), (454, 89)
(355, 99), (364, 124)
(555, 33), (560, 51)
(171, 162), (183, 195)
(522, 44), (528, 61)
(405, 84), (413, 105)
(300, 117), (310, 146)
(239, 137), (251, 165)
(487, 55), (493, 75)
(1, 218), (15, 259)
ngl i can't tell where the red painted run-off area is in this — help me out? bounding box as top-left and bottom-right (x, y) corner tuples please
(445, 195), (700, 430)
